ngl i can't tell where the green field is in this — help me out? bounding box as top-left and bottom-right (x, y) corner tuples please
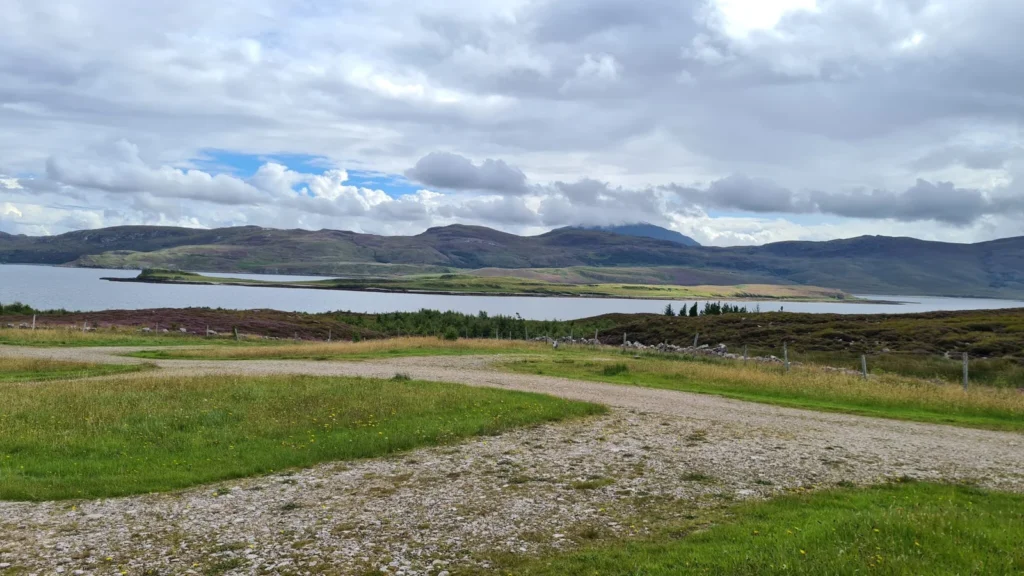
(504, 482), (1024, 575)
(502, 353), (1024, 431)
(0, 357), (150, 383)
(128, 336), (554, 361)
(124, 269), (857, 301)
(0, 373), (604, 501)
(0, 328), (267, 348)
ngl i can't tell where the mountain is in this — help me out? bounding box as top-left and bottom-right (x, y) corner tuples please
(578, 223), (700, 246)
(3, 224), (1024, 298)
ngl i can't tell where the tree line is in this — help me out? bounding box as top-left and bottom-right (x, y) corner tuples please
(664, 301), (752, 317)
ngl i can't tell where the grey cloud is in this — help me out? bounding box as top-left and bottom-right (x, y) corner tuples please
(670, 175), (1023, 226)
(909, 144), (1023, 172)
(405, 152), (528, 194)
(438, 196), (539, 226)
(810, 180), (990, 226)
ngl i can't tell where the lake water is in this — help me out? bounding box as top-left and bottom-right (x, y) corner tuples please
(1, 264), (1022, 320)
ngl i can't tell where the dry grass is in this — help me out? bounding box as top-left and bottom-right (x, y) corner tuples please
(131, 336), (554, 360)
(506, 354), (1024, 431)
(0, 356), (148, 382)
(0, 326), (244, 347)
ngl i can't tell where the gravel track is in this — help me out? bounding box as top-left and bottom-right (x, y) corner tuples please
(1, 345), (1022, 575)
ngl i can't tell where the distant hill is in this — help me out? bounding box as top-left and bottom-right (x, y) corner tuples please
(578, 223), (700, 246)
(3, 224), (1024, 298)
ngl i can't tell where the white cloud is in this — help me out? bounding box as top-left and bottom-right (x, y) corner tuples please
(2, 0), (1024, 246)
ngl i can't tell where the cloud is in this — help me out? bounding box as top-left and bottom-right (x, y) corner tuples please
(669, 175), (1024, 225)
(2, 0), (1024, 245)
(405, 152), (528, 194)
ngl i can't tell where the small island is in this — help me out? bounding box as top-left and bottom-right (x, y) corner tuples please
(105, 268), (873, 302)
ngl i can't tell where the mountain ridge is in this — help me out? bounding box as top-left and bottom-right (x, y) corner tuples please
(574, 223), (700, 246)
(2, 224), (1024, 298)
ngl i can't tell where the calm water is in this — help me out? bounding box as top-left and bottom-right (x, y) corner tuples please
(1, 264), (1022, 320)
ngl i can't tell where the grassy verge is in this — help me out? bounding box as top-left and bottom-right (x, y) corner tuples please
(0, 357), (150, 383)
(128, 336), (558, 360)
(0, 373), (604, 501)
(502, 354), (1024, 431)
(503, 482), (1024, 575)
(0, 327), (264, 348)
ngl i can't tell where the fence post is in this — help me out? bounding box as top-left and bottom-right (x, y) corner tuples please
(962, 352), (969, 391)
(594, 329), (598, 343)
(525, 325), (529, 340)
(32, 315), (36, 330)
(328, 329), (332, 342)
(206, 325), (209, 337)
(233, 326), (239, 341)
(623, 332), (627, 346)
(693, 333), (699, 348)
(743, 345), (748, 361)
(861, 354), (868, 379)
(783, 342), (790, 372)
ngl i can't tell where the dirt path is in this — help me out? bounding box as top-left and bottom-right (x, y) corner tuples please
(1, 345), (1022, 575)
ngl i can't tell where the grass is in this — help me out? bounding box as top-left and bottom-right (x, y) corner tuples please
(789, 350), (1024, 389)
(128, 336), (556, 361)
(129, 269), (856, 301)
(502, 353), (1024, 432)
(0, 357), (150, 383)
(0, 327), (261, 348)
(0, 373), (604, 501)
(504, 482), (1024, 575)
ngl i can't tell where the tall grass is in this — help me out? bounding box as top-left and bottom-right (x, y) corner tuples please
(0, 357), (148, 382)
(0, 373), (604, 501)
(508, 482), (1024, 575)
(0, 326), (256, 347)
(504, 355), (1024, 431)
(786, 350), (1024, 388)
(130, 336), (555, 360)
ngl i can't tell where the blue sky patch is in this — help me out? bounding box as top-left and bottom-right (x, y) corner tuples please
(191, 149), (333, 177)
(346, 170), (422, 197)
(190, 149), (422, 198)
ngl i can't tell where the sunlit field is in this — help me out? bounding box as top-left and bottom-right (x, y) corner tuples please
(0, 372), (604, 501)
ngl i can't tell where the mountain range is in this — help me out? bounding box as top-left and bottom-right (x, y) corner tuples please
(2, 224), (1023, 298)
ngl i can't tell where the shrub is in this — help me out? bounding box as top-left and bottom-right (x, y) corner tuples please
(602, 363), (629, 376)
(0, 302), (38, 316)
(442, 327), (460, 341)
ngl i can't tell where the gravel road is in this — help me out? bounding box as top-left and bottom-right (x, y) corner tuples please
(1, 345), (1022, 575)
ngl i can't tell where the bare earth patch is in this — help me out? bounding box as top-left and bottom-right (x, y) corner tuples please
(0, 348), (1022, 575)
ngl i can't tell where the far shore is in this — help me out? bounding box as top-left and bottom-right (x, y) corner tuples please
(103, 273), (903, 304)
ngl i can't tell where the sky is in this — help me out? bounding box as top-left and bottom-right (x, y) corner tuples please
(1, 0), (1023, 246)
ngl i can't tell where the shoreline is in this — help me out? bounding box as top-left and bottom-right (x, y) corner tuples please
(102, 276), (900, 304)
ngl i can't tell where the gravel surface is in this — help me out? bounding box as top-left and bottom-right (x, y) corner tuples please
(1, 345), (1022, 575)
